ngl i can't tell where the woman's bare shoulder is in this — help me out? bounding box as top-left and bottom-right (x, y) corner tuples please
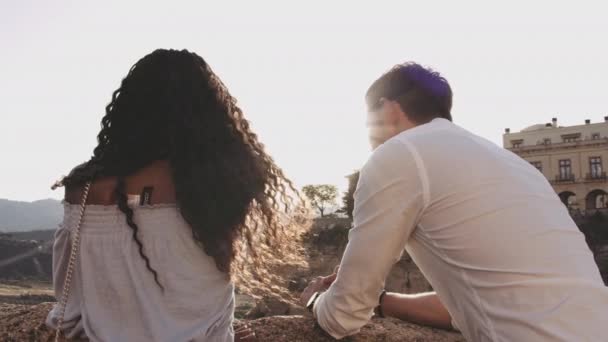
(64, 160), (176, 205)
(64, 176), (117, 205)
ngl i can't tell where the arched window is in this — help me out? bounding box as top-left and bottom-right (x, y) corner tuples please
(558, 191), (577, 209)
(586, 189), (608, 210)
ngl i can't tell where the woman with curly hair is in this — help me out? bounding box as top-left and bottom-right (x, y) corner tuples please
(46, 49), (305, 342)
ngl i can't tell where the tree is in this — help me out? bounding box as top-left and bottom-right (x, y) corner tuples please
(302, 184), (338, 218)
(340, 171), (360, 219)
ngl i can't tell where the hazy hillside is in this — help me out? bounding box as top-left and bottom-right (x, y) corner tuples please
(2, 230), (55, 242)
(0, 199), (62, 232)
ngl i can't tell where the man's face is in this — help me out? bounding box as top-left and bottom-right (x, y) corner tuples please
(366, 100), (399, 150)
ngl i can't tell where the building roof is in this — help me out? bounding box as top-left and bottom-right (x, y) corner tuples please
(521, 123), (554, 132)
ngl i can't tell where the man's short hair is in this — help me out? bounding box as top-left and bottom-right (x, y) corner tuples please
(365, 62), (453, 123)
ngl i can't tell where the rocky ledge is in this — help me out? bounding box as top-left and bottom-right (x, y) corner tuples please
(1, 302), (464, 341)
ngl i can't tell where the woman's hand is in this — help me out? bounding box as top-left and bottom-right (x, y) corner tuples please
(235, 324), (257, 342)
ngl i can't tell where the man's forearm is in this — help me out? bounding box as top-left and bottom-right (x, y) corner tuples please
(382, 292), (453, 330)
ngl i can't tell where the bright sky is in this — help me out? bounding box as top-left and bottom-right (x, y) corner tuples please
(1, 1), (607, 202)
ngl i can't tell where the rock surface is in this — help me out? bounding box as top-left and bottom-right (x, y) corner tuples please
(0, 302), (464, 342)
(242, 315), (465, 342)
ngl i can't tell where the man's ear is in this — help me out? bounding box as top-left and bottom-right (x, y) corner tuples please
(376, 97), (387, 111)
(385, 100), (404, 125)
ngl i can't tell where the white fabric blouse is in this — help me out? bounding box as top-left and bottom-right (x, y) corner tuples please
(46, 202), (235, 342)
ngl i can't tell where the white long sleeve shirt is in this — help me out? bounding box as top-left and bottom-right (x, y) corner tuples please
(314, 118), (608, 341)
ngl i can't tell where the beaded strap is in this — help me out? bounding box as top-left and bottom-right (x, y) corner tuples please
(54, 182), (92, 342)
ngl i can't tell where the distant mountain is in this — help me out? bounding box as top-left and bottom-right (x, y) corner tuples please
(0, 199), (63, 232)
(3, 230), (56, 242)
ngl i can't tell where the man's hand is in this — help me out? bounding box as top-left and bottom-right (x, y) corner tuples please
(299, 266), (339, 307)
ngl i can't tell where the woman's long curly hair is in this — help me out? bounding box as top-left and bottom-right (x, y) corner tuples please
(54, 49), (308, 297)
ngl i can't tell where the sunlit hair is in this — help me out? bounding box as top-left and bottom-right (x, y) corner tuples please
(366, 62), (453, 123)
(53, 49), (309, 298)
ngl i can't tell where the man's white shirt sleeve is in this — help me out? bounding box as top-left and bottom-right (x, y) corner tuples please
(313, 139), (428, 339)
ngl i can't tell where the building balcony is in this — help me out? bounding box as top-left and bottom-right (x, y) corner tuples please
(506, 137), (608, 153)
(551, 175), (576, 184)
(585, 172), (607, 183)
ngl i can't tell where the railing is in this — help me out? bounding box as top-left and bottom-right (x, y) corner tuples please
(506, 137), (608, 152)
(585, 172), (607, 182)
(552, 174), (576, 184)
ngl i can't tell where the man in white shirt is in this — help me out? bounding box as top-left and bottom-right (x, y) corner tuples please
(300, 62), (608, 341)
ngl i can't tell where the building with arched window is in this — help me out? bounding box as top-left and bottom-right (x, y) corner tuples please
(504, 117), (608, 214)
